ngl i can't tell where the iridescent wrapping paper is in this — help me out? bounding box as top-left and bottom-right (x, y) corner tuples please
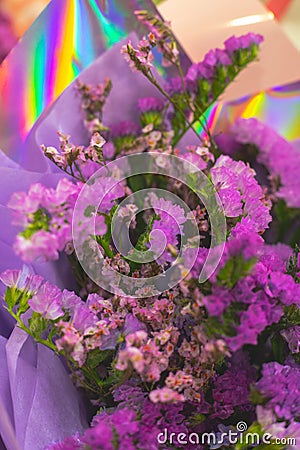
(1, 0), (300, 166)
(0, 0), (189, 163)
(211, 81), (300, 142)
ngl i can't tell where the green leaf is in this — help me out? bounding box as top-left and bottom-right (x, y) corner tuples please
(17, 293), (30, 317)
(271, 332), (285, 364)
(87, 349), (113, 369)
(4, 287), (17, 310)
(249, 386), (266, 406)
(29, 312), (48, 339)
(217, 254), (256, 288)
(235, 422), (262, 450)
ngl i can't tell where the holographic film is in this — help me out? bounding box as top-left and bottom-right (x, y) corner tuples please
(0, 0), (300, 164)
(0, 0), (183, 160)
(212, 81), (300, 141)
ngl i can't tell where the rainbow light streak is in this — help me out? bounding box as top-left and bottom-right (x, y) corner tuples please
(0, 0), (170, 161)
(181, 83), (300, 143)
(211, 81), (300, 141)
(1, 0), (299, 163)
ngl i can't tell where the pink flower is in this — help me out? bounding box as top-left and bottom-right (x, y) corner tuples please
(28, 282), (63, 320)
(149, 387), (185, 403)
(14, 231), (59, 262)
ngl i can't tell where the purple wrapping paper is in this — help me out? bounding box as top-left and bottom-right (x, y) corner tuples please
(0, 150), (75, 337)
(0, 149), (86, 450)
(1, 329), (86, 450)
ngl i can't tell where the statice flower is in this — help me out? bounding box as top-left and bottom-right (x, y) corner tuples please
(138, 97), (165, 128)
(138, 97), (164, 113)
(183, 33), (264, 116)
(8, 178), (81, 262)
(45, 435), (82, 450)
(211, 156), (272, 232)
(134, 10), (180, 66)
(116, 330), (170, 382)
(29, 282), (64, 320)
(255, 362), (300, 421)
(212, 352), (256, 419)
(0, 266), (43, 293)
(256, 405), (300, 450)
(121, 38), (154, 73)
(230, 118), (300, 207)
(224, 33), (263, 54)
(47, 400), (187, 450)
(148, 194), (187, 264)
(42, 131), (107, 177)
(200, 219), (300, 351)
(281, 326), (300, 354)
(75, 77), (112, 134)
(149, 387), (185, 403)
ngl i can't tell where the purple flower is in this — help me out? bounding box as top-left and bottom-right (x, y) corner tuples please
(149, 195), (187, 263)
(0, 266), (43, 293)
(28, 282), (64, 320)
(224, 33), (263, 54)
(110, 120), (139, 138)
(266, 272), (300, 307)
(165, 76), (183, 95)
(102, 142), (116, 160)
(211, 156), (272, 232)
(45, 436), (82, 450)
(212, 351), (256, 419)
(224, 36), (241, 54)
(185, 63), (198, 82)
(227, 294), (283, 351)
(197, 61), (214, 79)
(14, 231), (59, 262)
(231, 118), (300, 208)
(71, 303), (98, 333)
(228, 218), (264, 259)
(255, 362), (300, 421)
(281, 326), (300, 354)
(215, 48), (232, 66)
(138, 97), (164, 112)
(81, 422), (114, 450)
(202, 287), (234, 317)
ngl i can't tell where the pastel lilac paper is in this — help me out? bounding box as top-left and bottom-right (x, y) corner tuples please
(0, 329), (86, 450)
(0, 150), (86, 450)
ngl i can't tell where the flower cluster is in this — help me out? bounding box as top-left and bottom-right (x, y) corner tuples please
(211, 155), (272, 232)
(8, 179), (81, 261)
(1, 12), (300, 450)
(229, 117), (300, 208)
(47, 398), (187, 450)
(254, 362), (300, 421)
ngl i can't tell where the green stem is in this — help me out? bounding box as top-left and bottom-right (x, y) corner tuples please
(8, 309), (58, 353)
(74, 162), (86, 182)
(146, 71), (203, 144)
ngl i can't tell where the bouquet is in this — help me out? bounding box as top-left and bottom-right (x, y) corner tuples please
(0, 6), (299, 450)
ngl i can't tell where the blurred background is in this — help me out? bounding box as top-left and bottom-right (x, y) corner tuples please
(0, 0), (300, 50)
